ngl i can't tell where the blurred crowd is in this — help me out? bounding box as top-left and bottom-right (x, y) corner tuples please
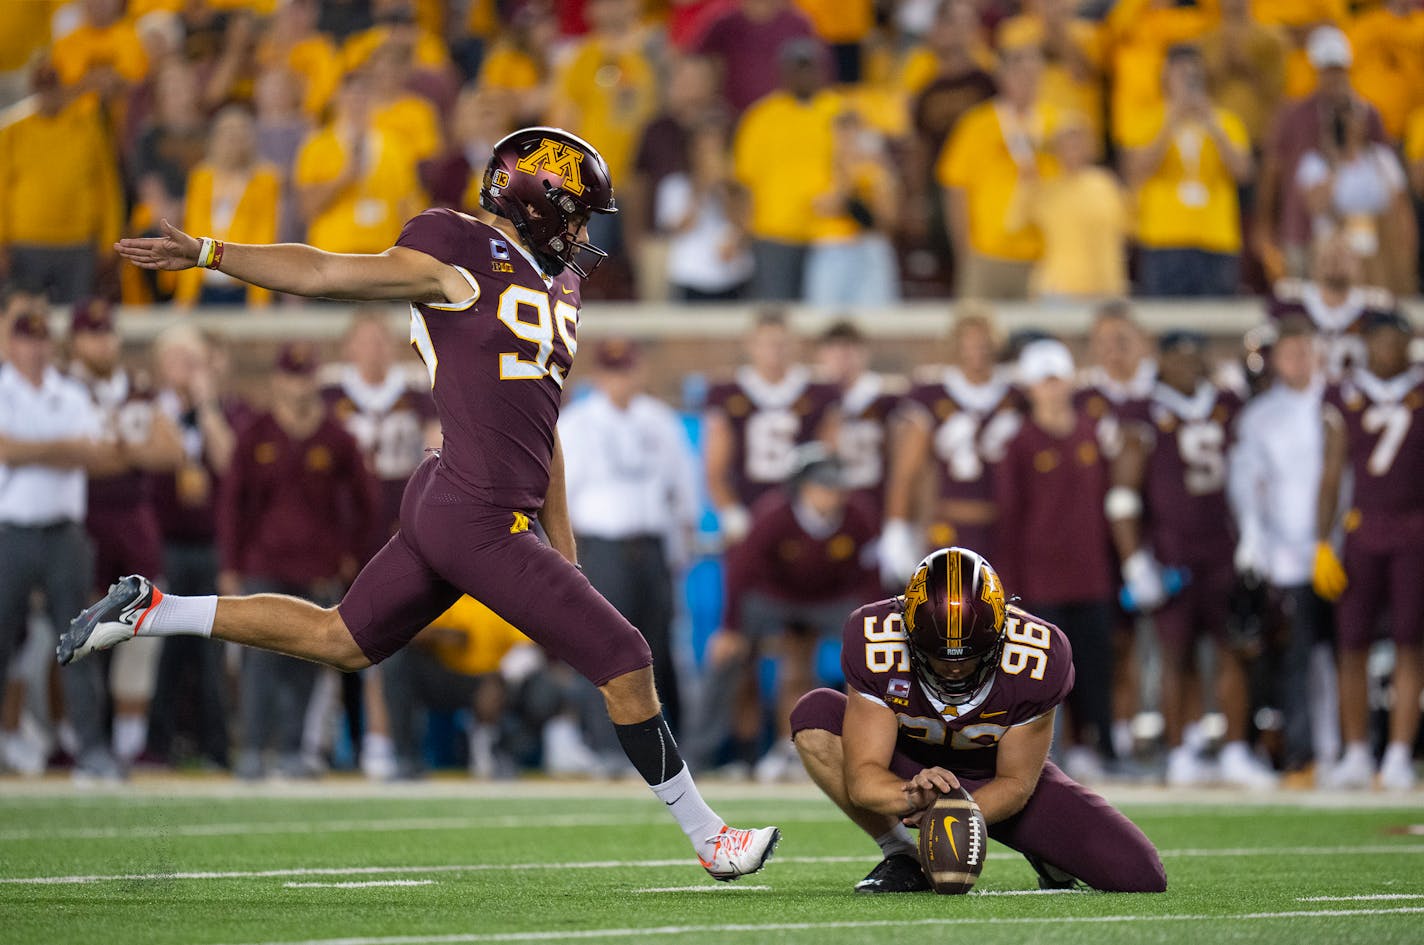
(4, 0), (1424, 306)
(0, 272), (1420, 790)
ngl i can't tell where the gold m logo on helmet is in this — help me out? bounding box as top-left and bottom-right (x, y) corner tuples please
(514, 138), (587, 195)
(980, 565), (1006, 631)
(904, 566), (928, 631)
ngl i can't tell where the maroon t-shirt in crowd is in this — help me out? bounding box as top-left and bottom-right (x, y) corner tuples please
(705, 366), (840, 509)
(835, 372), (905, 529)
(841, 598), (1074, 780)
(633, 115), (691, 230)
(219, 412), (377, 584)
(1325, 365), (1424, 552)
(722, 489), (880, 630)
(322, 367), (437, 551)
(395, 208), (583, 512)
(993, 412), (1113, 605)
(691, 7), (820, 114)
(151, 392), (250, 544)
(1121, 382), (1241, 567)
(1267, 93), (1386, 249)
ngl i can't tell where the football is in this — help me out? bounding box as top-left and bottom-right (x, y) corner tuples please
(917, 787), (988, 895)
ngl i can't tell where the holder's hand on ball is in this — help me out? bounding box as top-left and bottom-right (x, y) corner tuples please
(901, 766), (960, 824)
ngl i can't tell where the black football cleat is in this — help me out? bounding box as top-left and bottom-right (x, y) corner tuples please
(57, 575), (159, 666)
(854, 853), (932, 894)
(1024, 853), (1083, 891)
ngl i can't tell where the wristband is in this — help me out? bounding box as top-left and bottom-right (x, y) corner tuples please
(207, 239), (225, 270)
(196, 237), (214, 268)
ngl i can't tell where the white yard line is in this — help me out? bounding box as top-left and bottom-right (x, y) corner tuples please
(632, 885), (770, 893)
(5, 845), (1423, 887)
(284, 881), (437, 889)
(0, 812), (846, 842)
(1298, 894), (1424, 902)
(204, 907), (1424, 945)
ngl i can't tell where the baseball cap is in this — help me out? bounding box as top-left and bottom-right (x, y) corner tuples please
(779, 37), (823, 66)
(1017, 339), (1075, 385)
(1307, 26), (1352, 70)
(70, 298), (116, 334)
(275, 342), (319, 375)
(1361, 308), (1413, 335)
(593, 338), (640, 371)
(790, 442), (846, 489)
(10, 311), (52, 341)
(1159, 329), (1208, 354)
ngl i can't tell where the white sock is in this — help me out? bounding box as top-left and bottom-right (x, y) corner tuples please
(112, 714), (147, 762)
(1382, 742), (1411, 766)
(141, 594), (217, 637)
(875, 824), (917, 859)
(649, 764), (725, 859)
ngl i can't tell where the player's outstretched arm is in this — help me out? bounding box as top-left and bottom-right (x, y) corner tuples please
(114, 219), (464, 304)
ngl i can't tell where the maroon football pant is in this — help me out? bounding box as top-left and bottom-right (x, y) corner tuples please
(338, 455), (653, 686)
(790, 687), (1166, 893)
(1153, 559), (1233, 658)
(1336, 537), (1424, 651)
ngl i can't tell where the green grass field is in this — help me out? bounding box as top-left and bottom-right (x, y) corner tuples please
(2, 779), (1422, 945)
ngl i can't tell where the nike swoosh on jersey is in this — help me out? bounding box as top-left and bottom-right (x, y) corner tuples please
(561, 285), (575, 294)
(980, 710), (1008, 718)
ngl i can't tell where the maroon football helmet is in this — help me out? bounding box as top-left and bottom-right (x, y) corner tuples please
(479, 126), (617, 278)
(901, 547), (1008, 705)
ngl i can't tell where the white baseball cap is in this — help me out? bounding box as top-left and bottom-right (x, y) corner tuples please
(1018, 339), (1075, 385)
(1307, 26), (1352, 70)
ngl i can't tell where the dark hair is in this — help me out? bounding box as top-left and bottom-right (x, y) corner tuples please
(754, 308), (788, 330)
(1165, 43), (1203, 65)
(820, 319), (864, 345)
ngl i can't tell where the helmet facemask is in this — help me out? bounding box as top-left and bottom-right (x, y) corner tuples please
(908, 636), (1003, 706)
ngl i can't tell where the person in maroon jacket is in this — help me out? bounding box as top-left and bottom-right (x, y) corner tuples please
(994, 339), (1117, 781)
(706, 444), (880, 781)
(219, 343), (378, 780)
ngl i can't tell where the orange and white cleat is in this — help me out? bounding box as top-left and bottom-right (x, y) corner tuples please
(57, 576), (161, 666)
(699, 824), (781, 882)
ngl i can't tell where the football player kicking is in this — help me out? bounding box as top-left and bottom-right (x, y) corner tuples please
(58, 127), (778, 881)
(790, 547), (1166, 894)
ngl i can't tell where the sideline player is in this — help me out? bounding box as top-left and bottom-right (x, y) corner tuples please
(790, 547), (1165, 894)
(1315, 309), (1423, 791)
(58, 127), (778, 880)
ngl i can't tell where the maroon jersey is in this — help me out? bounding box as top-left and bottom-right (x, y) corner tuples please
(723, 489), (880, 628)
(841, 598), (1074, 780)
(903, 368), (1022, 505)
(396, 208), (581, 511)
(994, 414), (1114, 604)
(1270, 280), (1390, 382)
(705, 366), (839, 508)
(1326, 366), (1424, 552)
(1123, 382), (1241, 565)
(1073, 360), (1156, 460)
(835, 372), (905, 526)
(322, 366), (437, 539)
(218, 412), (377, 584)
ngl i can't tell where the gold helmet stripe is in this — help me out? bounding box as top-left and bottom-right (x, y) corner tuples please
(947, 549), (963, 648)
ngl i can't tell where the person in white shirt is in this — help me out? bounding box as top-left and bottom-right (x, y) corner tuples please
(0, 306), (123, 780)
(559, 340), (701, 735)
(1228, 317), (1340, 778)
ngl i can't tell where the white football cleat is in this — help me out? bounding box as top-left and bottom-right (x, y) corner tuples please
(700, 824), (781, 882)
(1165, 746), (1212, 787)
(1323, 743), (1375, 790)
(1379, 744), (1417, 792)
(57, 576), (161, 666)
(1218, 742), (1278, 790)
